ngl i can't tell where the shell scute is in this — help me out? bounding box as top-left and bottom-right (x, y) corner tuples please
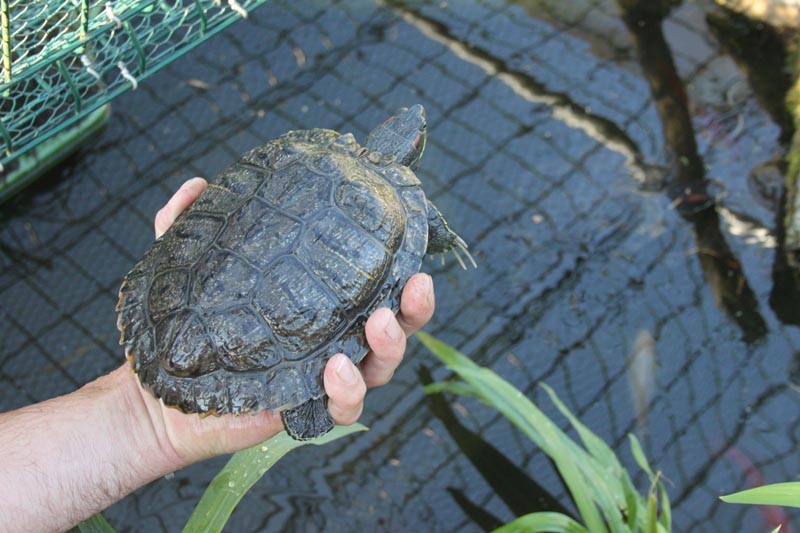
(216, 198), (302, 270)
(257, 158), (333, 219)
(155, 311), (219, 377)
(190, 249), (259, 308)
(297, 211), (391, 306)
(147, 269), (189, 319)
(206, 308), (281, 372)
(265, 365), (311, 411)
(254, 255), (346, 357)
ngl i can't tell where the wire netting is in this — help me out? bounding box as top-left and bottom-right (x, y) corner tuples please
(0, 0), (798, 531)
(0, 0), (270, 180)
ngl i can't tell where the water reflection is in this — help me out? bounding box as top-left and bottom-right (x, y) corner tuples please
(705, 5), (800, 329)
(707, 7), (794, 146)
(389, 0), (665, 190)
(618, 0), (769, 342)
(627, 329), (657, 435)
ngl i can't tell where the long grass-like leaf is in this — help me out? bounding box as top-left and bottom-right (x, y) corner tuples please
(628, 435), (654, 478)
(72, 513), (115, 533)
(491, 511), (590, 533)
(720, 482), (800, 508)
(417, 331), (672, 533)
(659, 484), (672, 532)
(417, 332), (608, 532)
(423, 380), (480, 398)
(629, 434), (671, 532)
(541, 383), (631, 532)
(183, 425), (366, 533)
(645, 492), (658, 533)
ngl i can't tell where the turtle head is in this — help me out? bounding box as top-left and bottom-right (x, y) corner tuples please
(365, 104), (427, 170)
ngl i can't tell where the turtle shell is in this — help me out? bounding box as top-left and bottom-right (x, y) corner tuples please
(116, 129), (429, 416)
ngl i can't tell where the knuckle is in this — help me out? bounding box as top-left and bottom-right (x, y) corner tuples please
(332, 402), (363, 426)
(374, 369), (395, 387)
(354, 378), (368, 399)
(342, 404), (363, 426)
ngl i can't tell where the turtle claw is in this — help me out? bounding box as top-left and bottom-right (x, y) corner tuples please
(451, 248), (468, 270)
(453, 235), (477, 269)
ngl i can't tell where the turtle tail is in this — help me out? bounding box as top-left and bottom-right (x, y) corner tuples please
(281, 396), (335, 441)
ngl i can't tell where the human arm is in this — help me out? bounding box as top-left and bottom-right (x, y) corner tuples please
(0, 178), (435, 532)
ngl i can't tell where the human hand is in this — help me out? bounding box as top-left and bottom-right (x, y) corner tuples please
(132, 177), (435, 465)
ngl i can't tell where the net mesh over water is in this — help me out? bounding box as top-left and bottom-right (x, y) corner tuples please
(0, 1), (798, 531)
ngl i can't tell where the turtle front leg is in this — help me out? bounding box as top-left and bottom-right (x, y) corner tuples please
(425, 200), (476, 269)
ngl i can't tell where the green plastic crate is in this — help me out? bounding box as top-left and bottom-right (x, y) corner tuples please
(0, 0), (269, 201)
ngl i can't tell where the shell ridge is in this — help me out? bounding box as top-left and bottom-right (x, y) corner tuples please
(208, 242), (265, 278)
(248, 195), (307, 227)
(327, 203), (395, 255)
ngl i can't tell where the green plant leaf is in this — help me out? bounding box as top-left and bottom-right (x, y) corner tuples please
(628, 434), (654, 478)
(629, 434), (671, 532)
(720, 482), (800, 509)
(657, 480), (671, 532)
(541, 383), (632, 532)
(544, 383), (623, 474)
(423, 380), (479, 398)
(71, 513), (115, 533)
(645, 491), (658, 533)
(416, 332), (608, 532)
(490, 511), (589, 533)
(183, 425), (366, 533)
(417, 331), (672, 533)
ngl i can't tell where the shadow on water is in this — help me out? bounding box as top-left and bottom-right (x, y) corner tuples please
(1, 0), (800, 531)
(418, 365), (574, 527)
(706, 6), (800, 330)
(618, 0), (768, 343)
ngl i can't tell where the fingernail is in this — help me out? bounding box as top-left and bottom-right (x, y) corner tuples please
(385, 314), (402, 341)
(336, 355), (358, 385)
(423, 273), (434, 306)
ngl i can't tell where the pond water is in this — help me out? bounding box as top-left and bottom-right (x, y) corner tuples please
(1, 0), (799, 531)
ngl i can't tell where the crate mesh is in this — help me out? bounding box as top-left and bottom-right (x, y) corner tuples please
(0, 0), (270, 177)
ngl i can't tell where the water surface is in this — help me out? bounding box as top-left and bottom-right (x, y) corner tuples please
(1, 1), (798, 531)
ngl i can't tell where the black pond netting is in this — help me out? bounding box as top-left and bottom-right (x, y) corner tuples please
(1, 1), (798, 531)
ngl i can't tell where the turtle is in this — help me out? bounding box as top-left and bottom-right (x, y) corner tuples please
(116, 104), (474, 440)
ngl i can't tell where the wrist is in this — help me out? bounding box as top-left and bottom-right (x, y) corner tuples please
(0, 364), (188, 532)
(112, 364), (189, 472)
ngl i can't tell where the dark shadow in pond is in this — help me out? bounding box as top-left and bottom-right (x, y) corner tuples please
(706, 6), (794, 147)
(419, 365), (574, 528)
(618, 0), (768, 342)
(705, 5), (800, 328)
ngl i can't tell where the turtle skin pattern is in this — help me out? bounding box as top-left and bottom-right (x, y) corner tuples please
(116, 129), (429, 421)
